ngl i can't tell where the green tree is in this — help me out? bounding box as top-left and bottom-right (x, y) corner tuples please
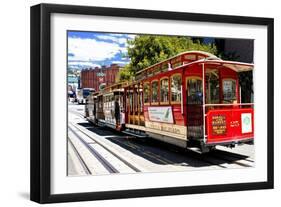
(126, 35), (217, 75)
(115, 65), (132, 82)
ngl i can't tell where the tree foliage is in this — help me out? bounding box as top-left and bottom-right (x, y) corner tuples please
(125, 35), (217, 76)
(115, 65), (133, 82)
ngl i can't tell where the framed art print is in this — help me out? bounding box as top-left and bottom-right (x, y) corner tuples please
(30, 3), (274, 203)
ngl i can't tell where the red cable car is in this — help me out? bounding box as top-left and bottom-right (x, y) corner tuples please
(122, 51), (254, 153)
(86, 51), (254, 153)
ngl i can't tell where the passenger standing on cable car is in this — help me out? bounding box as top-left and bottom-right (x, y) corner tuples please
(114, 97), (120, 127)
(93, 102), (97, 124)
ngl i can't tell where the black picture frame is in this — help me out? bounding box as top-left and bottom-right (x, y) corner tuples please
(30, 3), (274, 204)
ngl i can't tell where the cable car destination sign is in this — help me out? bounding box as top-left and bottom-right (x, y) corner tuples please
(211, 115), (227, 135)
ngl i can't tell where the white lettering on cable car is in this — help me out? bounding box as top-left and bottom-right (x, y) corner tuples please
(148, 106), (174, 124)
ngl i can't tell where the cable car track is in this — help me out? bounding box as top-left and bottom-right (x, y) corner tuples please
(69, 122), (142, 173)
(68, 126), (119, 173)
(103, 131), (253, 169)
(67, 137), (92, 175)
(69, 109), (85, 119)
(208, 150), (254, 167)
(214, 149), (254, 162)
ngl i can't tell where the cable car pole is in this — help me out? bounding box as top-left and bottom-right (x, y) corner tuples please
(202, 62), (206, 144)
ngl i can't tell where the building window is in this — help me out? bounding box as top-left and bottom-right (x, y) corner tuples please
(160, 78), (169, 103)
(143, 82), (150, 104)
(151, 80), (159, 103)
(223, 79), (237, 103)
(171, 74), (182, 103)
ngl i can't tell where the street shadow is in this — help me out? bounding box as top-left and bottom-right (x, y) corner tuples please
(107, 136), (251, 168)
(78, 123), (252, 168)
(77, 123), (123, 137)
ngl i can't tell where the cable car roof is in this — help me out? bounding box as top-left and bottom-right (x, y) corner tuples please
(136, 50), (219, 75)
(135, 51), (253, 78)
(197, 59), (254, 72)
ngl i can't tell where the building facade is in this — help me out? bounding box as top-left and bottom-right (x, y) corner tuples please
(215, 39), (254, 63)
(80, 64), (121, 92)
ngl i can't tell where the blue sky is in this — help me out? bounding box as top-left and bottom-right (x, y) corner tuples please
(67, 31), (136, 69)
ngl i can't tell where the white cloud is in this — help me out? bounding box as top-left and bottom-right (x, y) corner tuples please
(108, 33), (135, 39)
(68, 37), (125, 62)
(108, 34), (125, 37)
(96, 35), (128, 45)
(111, 60), (129, 65)
(96, 35), (119, 42)
(119, 47), (128, 54)
(127, 34), (137, 39)
(68, 61), (100, 68)
(118, 38), (128, 44)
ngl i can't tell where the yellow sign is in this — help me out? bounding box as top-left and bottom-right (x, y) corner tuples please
(212, 115), (226, 135)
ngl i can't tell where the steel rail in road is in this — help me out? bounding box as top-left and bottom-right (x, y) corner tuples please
(210, 154), (253, 167)
(185, 149), (254, 168)
(69, 122), (142, 173)
(108, 136), (229, 169)
(69, 108), (85, 119)
(109, 137), (177, 165)
(208, 150), (254, 167)
(214, 149), (254, 162)
(68, 126), (119, 174)
(68, 137), (92, 175)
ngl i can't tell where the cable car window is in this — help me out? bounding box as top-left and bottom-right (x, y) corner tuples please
(143, 82), (150, 104)
(126, 90), (130, 112)
(134, 86), (138, 112)
(206, 70), (220, 104)
(171, 74), (182, 103)
(151, 80), (159, 103)
(129, 89), (133, 112)
(160, 78), (169, 103)
(223, 79), (237, 103)
(187, 78), (203, 104)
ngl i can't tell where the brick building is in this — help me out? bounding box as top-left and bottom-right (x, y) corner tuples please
(80, 64), (121, 92)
